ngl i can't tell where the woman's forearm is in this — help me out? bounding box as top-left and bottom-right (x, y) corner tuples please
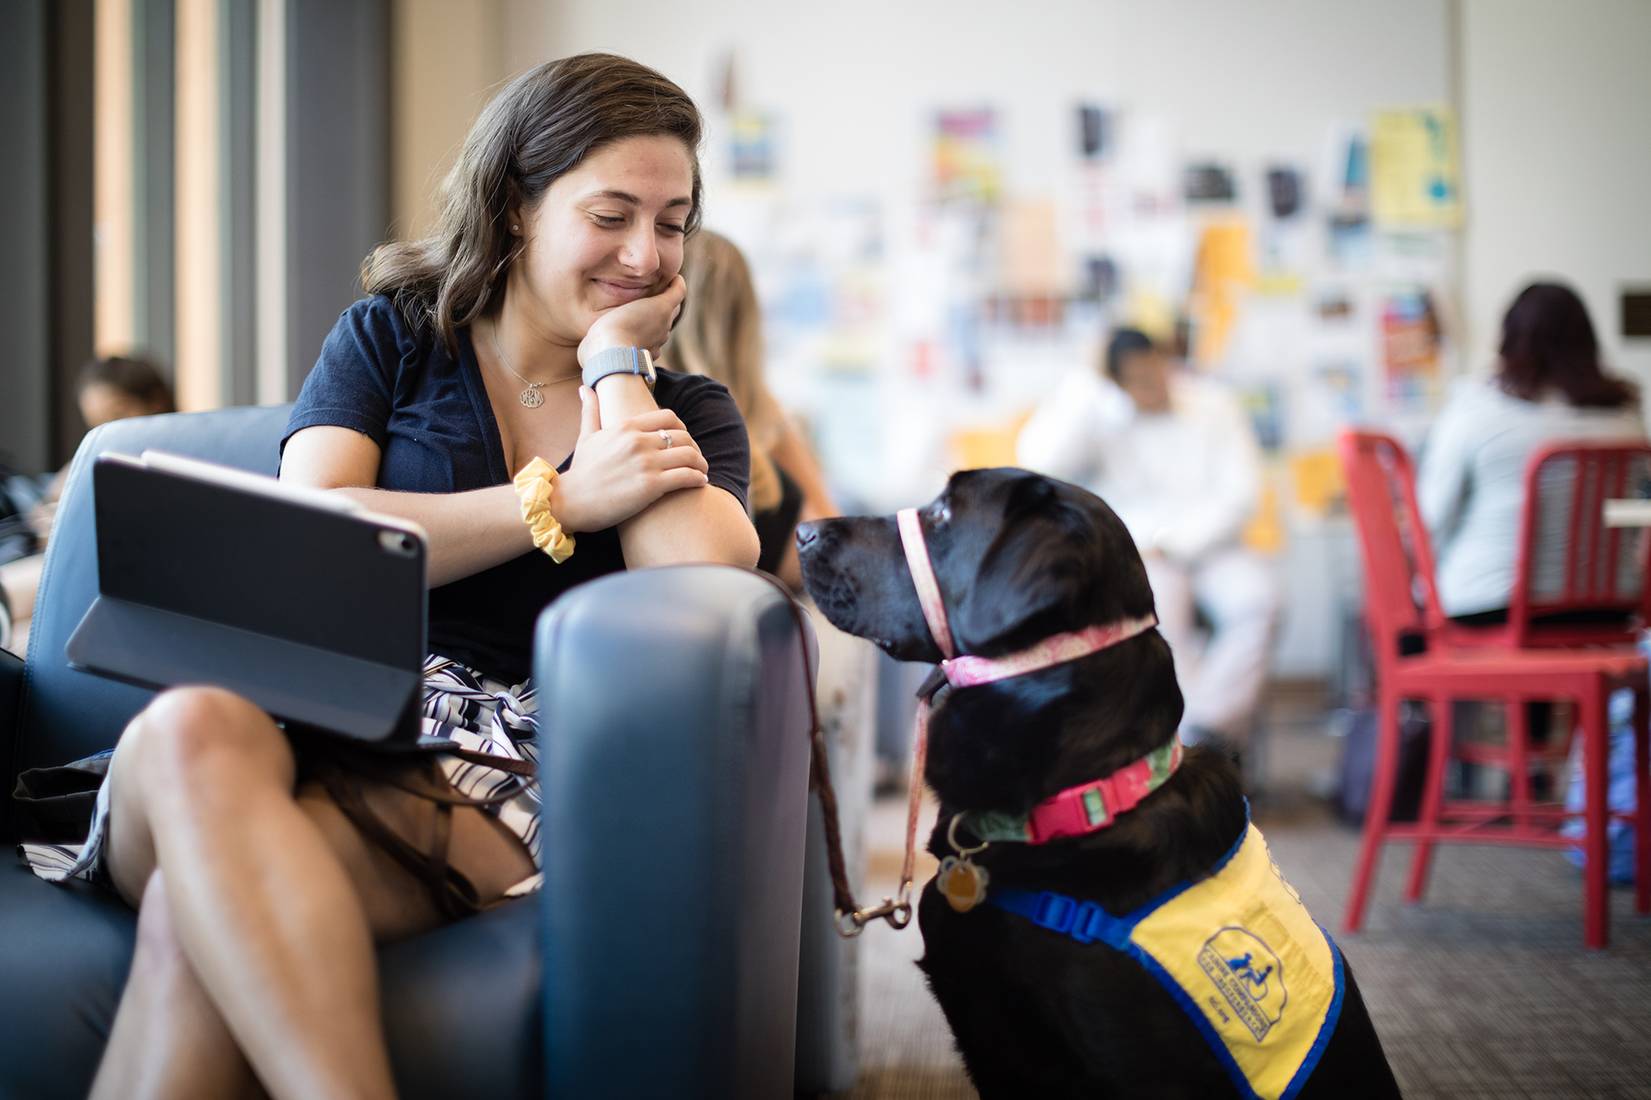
(595, 374), (758, 569)
(618, 487), (759, 569)
(331, 485), (532, 587)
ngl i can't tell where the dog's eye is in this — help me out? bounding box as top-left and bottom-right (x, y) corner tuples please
(928, 500), (952, 527)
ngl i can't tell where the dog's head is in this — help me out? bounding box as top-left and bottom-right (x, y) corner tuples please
(797, 468), (1156, 662)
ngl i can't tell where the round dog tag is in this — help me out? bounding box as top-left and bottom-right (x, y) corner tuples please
(938, 855), (990, 913)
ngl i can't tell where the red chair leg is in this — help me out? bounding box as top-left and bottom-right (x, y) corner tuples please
(1508, 696), (1531, 829)
(1406, 693), (1453, 903)
(1635, 687), (1650, 917)
(1581, 684), (1610, 949)
(1347, 688), (1402, 933)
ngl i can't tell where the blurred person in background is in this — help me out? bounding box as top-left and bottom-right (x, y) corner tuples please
(0, 355), (175, 652)
(77, 354), (176, 431)
(1420, 280), (1644, 623)
(1017, 326), (1277, 754)
(670, 228), (838, 591)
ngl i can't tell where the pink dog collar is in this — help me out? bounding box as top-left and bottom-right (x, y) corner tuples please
(898, 507), (957, 660)
(961, 735), (1185, 845)
(895, 507), (1157, 689)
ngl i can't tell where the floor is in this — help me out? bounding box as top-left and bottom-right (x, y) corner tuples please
(843, 698), (1651, 1099)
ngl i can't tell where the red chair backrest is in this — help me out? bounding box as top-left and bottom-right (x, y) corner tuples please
(1510, 440), (1651, 646)
(1339, 430), (1445, 668)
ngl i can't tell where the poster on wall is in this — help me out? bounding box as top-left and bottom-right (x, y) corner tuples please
(931, 108), (1002, 204)
(1380, 288), (1443, 409)
(1190, 220), (1255, 366)
(729, 113), (778, 181)
(1076, 104), (1111, 160)
(1370, 107), (1461, 229)
(1238, 382), (1285, 452)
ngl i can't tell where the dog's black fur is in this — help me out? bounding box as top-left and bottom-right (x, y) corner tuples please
(798, 468), (1399, 1099)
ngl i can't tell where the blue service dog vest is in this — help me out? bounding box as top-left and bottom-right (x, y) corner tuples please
(990, 823), (1344, 1100)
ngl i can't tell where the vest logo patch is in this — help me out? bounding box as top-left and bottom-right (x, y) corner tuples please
(1197, 927), (1287, 1041)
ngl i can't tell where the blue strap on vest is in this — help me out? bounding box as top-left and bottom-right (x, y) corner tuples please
(988, 887), (1136, 949)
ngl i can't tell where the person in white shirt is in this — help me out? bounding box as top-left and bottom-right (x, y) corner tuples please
(1419, 281), (1645, 623)
(1017, 327), (1277, 749)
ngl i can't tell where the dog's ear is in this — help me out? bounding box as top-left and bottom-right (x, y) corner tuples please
(950, 478), (1103, 652)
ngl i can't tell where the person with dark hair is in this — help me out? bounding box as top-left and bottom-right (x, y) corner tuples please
(77, 355), (175, 428)
(16, 54), (756, 1098)
(0, 356), (177, 652)
(1017, 325), (1277, 752)
(1419, 280), (1644, 619)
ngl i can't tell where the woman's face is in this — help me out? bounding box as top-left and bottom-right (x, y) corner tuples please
(511, 134), (695, 344)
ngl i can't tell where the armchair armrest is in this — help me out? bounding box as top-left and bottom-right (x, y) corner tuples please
(1, 645), (23, 843)
(535, 565), (815, 1099)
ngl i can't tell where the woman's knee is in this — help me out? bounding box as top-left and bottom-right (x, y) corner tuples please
(123, 686), (293, 798)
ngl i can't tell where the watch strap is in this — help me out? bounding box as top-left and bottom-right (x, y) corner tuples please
(583, 346), (655, 390)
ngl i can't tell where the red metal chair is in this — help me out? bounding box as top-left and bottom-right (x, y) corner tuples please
(1339, 430), (1651, 948)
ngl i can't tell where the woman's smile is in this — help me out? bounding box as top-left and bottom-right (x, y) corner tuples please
(591, 278), (655, 305)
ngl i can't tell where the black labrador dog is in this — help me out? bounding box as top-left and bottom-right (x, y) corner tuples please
(797, 468), (1398, 1099)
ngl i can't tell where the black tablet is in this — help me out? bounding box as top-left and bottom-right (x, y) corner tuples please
(66, 451), (428, 746)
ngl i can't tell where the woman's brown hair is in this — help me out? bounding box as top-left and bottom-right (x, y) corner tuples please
(363, 53), (704, 353)
(1497, 281), (1636, 409)
(670, 230), (784, 512)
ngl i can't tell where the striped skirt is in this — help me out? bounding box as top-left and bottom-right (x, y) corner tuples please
(17, 655), (544, 900)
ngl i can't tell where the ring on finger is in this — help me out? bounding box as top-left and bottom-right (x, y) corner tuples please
(659, 430), (671, 449)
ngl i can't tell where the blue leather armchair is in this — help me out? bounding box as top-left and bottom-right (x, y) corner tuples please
(0, 406), (827, 1098)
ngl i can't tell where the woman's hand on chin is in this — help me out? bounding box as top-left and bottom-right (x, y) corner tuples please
(549, 384), (708, 532)
(577, 273), (687, 364)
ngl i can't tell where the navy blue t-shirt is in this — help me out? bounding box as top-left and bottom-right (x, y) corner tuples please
(282, 295), (751, 684)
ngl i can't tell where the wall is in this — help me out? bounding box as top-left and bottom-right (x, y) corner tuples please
(390, 0), (509, 239)
(502, 0), (1451, 210)
(1458, 0), (1651, 389)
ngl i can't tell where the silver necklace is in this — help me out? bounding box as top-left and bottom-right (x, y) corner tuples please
(489, 321), (574, 408)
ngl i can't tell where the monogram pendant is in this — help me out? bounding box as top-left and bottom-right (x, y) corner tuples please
(518, 386), (544, 408)
(937, 855), (990, 912)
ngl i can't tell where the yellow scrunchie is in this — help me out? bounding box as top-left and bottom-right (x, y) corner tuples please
(513, 456), (575, 563)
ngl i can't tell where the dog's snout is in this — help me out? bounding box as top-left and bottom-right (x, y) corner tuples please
(795, 522), (821, 550)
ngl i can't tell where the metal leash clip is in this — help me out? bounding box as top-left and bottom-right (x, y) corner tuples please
(836, 881), (914, 937)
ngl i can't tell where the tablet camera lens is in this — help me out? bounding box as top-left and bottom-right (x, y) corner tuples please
(379, 530), (417, 558)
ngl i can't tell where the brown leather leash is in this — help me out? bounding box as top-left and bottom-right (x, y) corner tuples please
(756, 572), (917, 937)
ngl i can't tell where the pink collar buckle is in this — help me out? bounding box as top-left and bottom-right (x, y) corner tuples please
(968, 735), (1186, 846)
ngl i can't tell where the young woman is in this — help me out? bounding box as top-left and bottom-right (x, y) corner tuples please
(669, 228), (838, 590)
(1420, 281), (1644, 621)
(19, 53), (756, 1099)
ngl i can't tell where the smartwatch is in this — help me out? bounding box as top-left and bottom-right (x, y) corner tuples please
(582, 346), (657, 392)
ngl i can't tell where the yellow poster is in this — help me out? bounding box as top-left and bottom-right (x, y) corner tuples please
(1289, 448), (1344, 518)
(932, 109), (1001, 203)
(1370, 107), (1462, 229)
(1191, 220), (1254, 366)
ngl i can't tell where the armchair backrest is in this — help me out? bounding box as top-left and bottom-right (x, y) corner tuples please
(11, 406), (293, 777)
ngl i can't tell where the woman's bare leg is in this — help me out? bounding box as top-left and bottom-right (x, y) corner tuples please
(98, 686), (397, 1098)
(91, 871), (264, 1100)
(95, 685), (535, 1099)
